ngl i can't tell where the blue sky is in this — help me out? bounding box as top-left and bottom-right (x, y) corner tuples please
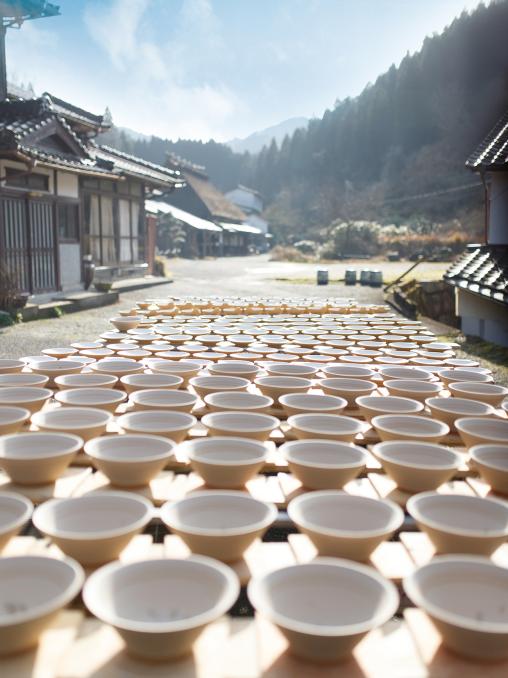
(7, 0), (485, 141)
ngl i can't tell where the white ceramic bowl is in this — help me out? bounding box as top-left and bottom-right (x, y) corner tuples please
(288, 491), (404, 561)
(85, 435), (175, 487)
(189, 375), (250, 398)
(371, 441), (462, 492)
(0, 387), (52, 415)
(403, 555), (508, 660)
(181, 437), (268, 488)
(287, 413), (367, 442)
(83, 556), (240, 660)
(0, 432), (83, 485)
(109, 316), (143, 331)
(425, 397), (495, 428)
(0, 406), (30, 435)
(32, 407), (112, 442)
(439, 369), (493, 386)
(322, 365), (376, 380)
(32, 492), (153, 565)
(455, 417), (508, 448)
(264, 363), (319, 378)
(0, 359), (24, 374)
(0, 373), (49, 388)
(281, 440), (368, 489)
(384, 379), (442, 402)
(371, 414), (449, 442)
(356, 395), (423, 423)
(0, 492), (33, 550)
(54, 373), (118, 390)
(255, 376), (312, 404)
(469, 444), (508, 496)
(208, 361), (261, 380)
(448, 382), (508, 407)
(319, 378), (377, 407)
(120, 372), (183, 393)
(0, 555), (84, 656)
(279, 393), (347, 417)
(118, 410), (196, 442)
(55, 387), (126, 413)
(91, 359), (143, 378)
(204, 391), (273, 413)
(378, 366), (433, 382)
(161, 491), (277, 562)
(406, 491), (508, 556)
(248, 558), (399, 662)
(147, 360), (201, 385)
(201, 412), (279, 441)
(29, 360), (83, 385)
(130, 388), (197, 413)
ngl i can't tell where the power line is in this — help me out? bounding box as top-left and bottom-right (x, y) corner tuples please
(383, 181), (483, 205)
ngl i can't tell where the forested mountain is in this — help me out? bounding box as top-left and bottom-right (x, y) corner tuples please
(226, 117), (309, 154)
(99, 1), (508, 241)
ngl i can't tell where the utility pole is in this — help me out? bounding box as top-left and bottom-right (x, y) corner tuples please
(0, 1), (60, 102)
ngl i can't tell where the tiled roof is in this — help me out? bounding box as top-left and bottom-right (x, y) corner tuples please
(43, 93), (111, 131)
(445, 244), (508, 305)
(167, 152), (207, 177)
(184, 171), (246, 222)
(95, 145), (183, 186)
(466, 110), (508, 170)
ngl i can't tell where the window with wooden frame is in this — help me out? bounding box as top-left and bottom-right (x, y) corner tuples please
(4, 167), (49, 191)
(57, 202), (80, 242)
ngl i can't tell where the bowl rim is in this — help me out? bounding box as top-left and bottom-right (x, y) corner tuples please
(189, 375), (251, 389)
(0, 431), (84, 459)
(0, 358), (25, 368)
(384, 379), (441, 392)
(0, 555), (84, 628)
(82, 555), (240, 633)
(287, 413), (367, 434)
(84, 434), (176, 463)
(0, 406), (31, 424)
(454, 417), (508, 442)
(201, 411), (280, 433)
(0, 387), (53, 402)
(130, 389), (197, 405)
(30, 359), (84, 372)
(287, 490), (404, 538)
(32, 407), (113, 430)
(204, 391), (274, 410)
(438, 369), (493, 382)
(469, 444), (508, 472)
(371, 414), (449, 437)
(55, 388), (126, 405)
(425, 397), (495, 415)
(55, 373), (118, 386)
(0, 491), (33, 533)
(247, 557), (399, 637)
(281, 439), (368, 469)
(160, 490), (278, 536)
(254, 375), (313, 388)
(32, 491), (153, 540)
(371, 441), (461, 470)
(209, 361), (260, 374)
(318, 377), (377, 392)
(181, 436), (268, 466)
(406, 491), (508, 537)
(0, 374), (49, 386)
(403, 554), (508, 634)
(449, 381), (508, 395)
(120, 373), (183, 386)
(279, 392), (348, 413)
(118, 410), (197, 432)
(378, 366), (433, 380)
(356, 395), (424, 412)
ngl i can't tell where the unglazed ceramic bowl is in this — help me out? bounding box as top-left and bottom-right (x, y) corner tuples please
(130, 388), (198, 413)
(204, 391), (274, 413)
(287, 413), (367, 442)
(32, 492), (153, 565)
(384, 379), (442, 402)
(439, 369), (493, 386)
(201, 412), (279, 441)
(0, 492), (33, 551)
(425, 397), (495, 429)
(41, 347), (78, 359)
(32, 407), (112, 442)
(0, 555), (84, 656)
(55, 387), (126, 413)
(469, 444), (508, 496)
(84, 434), (175, 487)
(91, 359), (143, 378)
(29, 360), (83, 385)
(319, 378), (377, 408)
(208, 361), (261, 380)
(287, 491), (404, 561)
(0, 359), (24, 374)
(0, 432), (83, 485)
(109, 316), (143, 332)
(118, 410), (196, 442)
(279, 393), (347, 417)
(0, 373), (49, 388)
(147, 360), (201, 385)
(160, 491), (277, 562)
(0, 406), (30, 435)
(281, 440), (368, 490)
(448, 382), (508, 407)
(120, 372), (183, 393)
(356, 395), (423, 423)
(406, 491), (508, 555)
(83, 556), (239, 661)
(181, 437), (268, 488)
(403, 555), (508, 660)
(0, 387), (52, 415)
(263, 363), (319, 378)
(322, 364), (376, 380)
(455, 417), (508, 448)
(255, 376), (312, 404)
(371, 441), (462, 492)
(378, 366), (433, 382)
(248, 558), (399, 663)
(371, 414), (449, 442)
(189, 375), (250, 398)
(54, 373), (118, 389)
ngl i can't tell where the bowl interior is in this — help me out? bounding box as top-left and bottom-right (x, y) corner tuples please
(357, 396), (423, 414)
(455, 418), (508, 441)
(372, 415), (448, 436)
(205, 391), (272, 410)
(0, 432), (82, 459)
(373, 441), (460, 468)
(184, 438), (267, 465)
(426, 397), (493, 416)
(85, 435), (175, 461)
(120, 411), (195, 431)
(57, 388), (124, 405)
(288, 414), (363, 434)
(470, 445), (508, 471)
(0, 493), (32, 530)
(33, 407), (111, 428)
(280, 393), (346, 412)
(203, 412), (278, 432)
(408, 493), (508, 534)
(283, 440), (367, 467)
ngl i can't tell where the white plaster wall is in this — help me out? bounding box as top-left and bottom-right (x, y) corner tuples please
(456, 287), (508, 347)
(59, 243), (82, 289)
(489, 174), (508, 245)
(0, 159), (54, 193)
(56, 171), (79, 198)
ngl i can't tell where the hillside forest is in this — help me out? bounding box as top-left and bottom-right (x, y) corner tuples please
(99, 1), (508, 258)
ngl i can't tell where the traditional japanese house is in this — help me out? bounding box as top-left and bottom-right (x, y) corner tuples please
(445, 108), (508, 346)
(0, 93), (182, 296)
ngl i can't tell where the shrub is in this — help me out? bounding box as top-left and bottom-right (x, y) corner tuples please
(0, 310), (14, 327)
(269, 245), (313, 262)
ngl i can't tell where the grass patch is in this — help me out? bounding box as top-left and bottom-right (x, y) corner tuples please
(439, 333), (508, 386)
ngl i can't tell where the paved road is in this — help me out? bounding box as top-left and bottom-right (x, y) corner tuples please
(1, 254), (445, 358)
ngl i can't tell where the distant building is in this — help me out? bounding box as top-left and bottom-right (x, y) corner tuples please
(225, 185), (269, 235)
(0, 93), (182, 296)
(445, 109), (508, 345)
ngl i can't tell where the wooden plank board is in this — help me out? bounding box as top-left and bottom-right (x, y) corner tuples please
(277, 473), (379, 504)
(0, 467), (92, 504)
(399, 531), (508, 568)
(288, 533), (414, 584)
(368, 474), (476, 507)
